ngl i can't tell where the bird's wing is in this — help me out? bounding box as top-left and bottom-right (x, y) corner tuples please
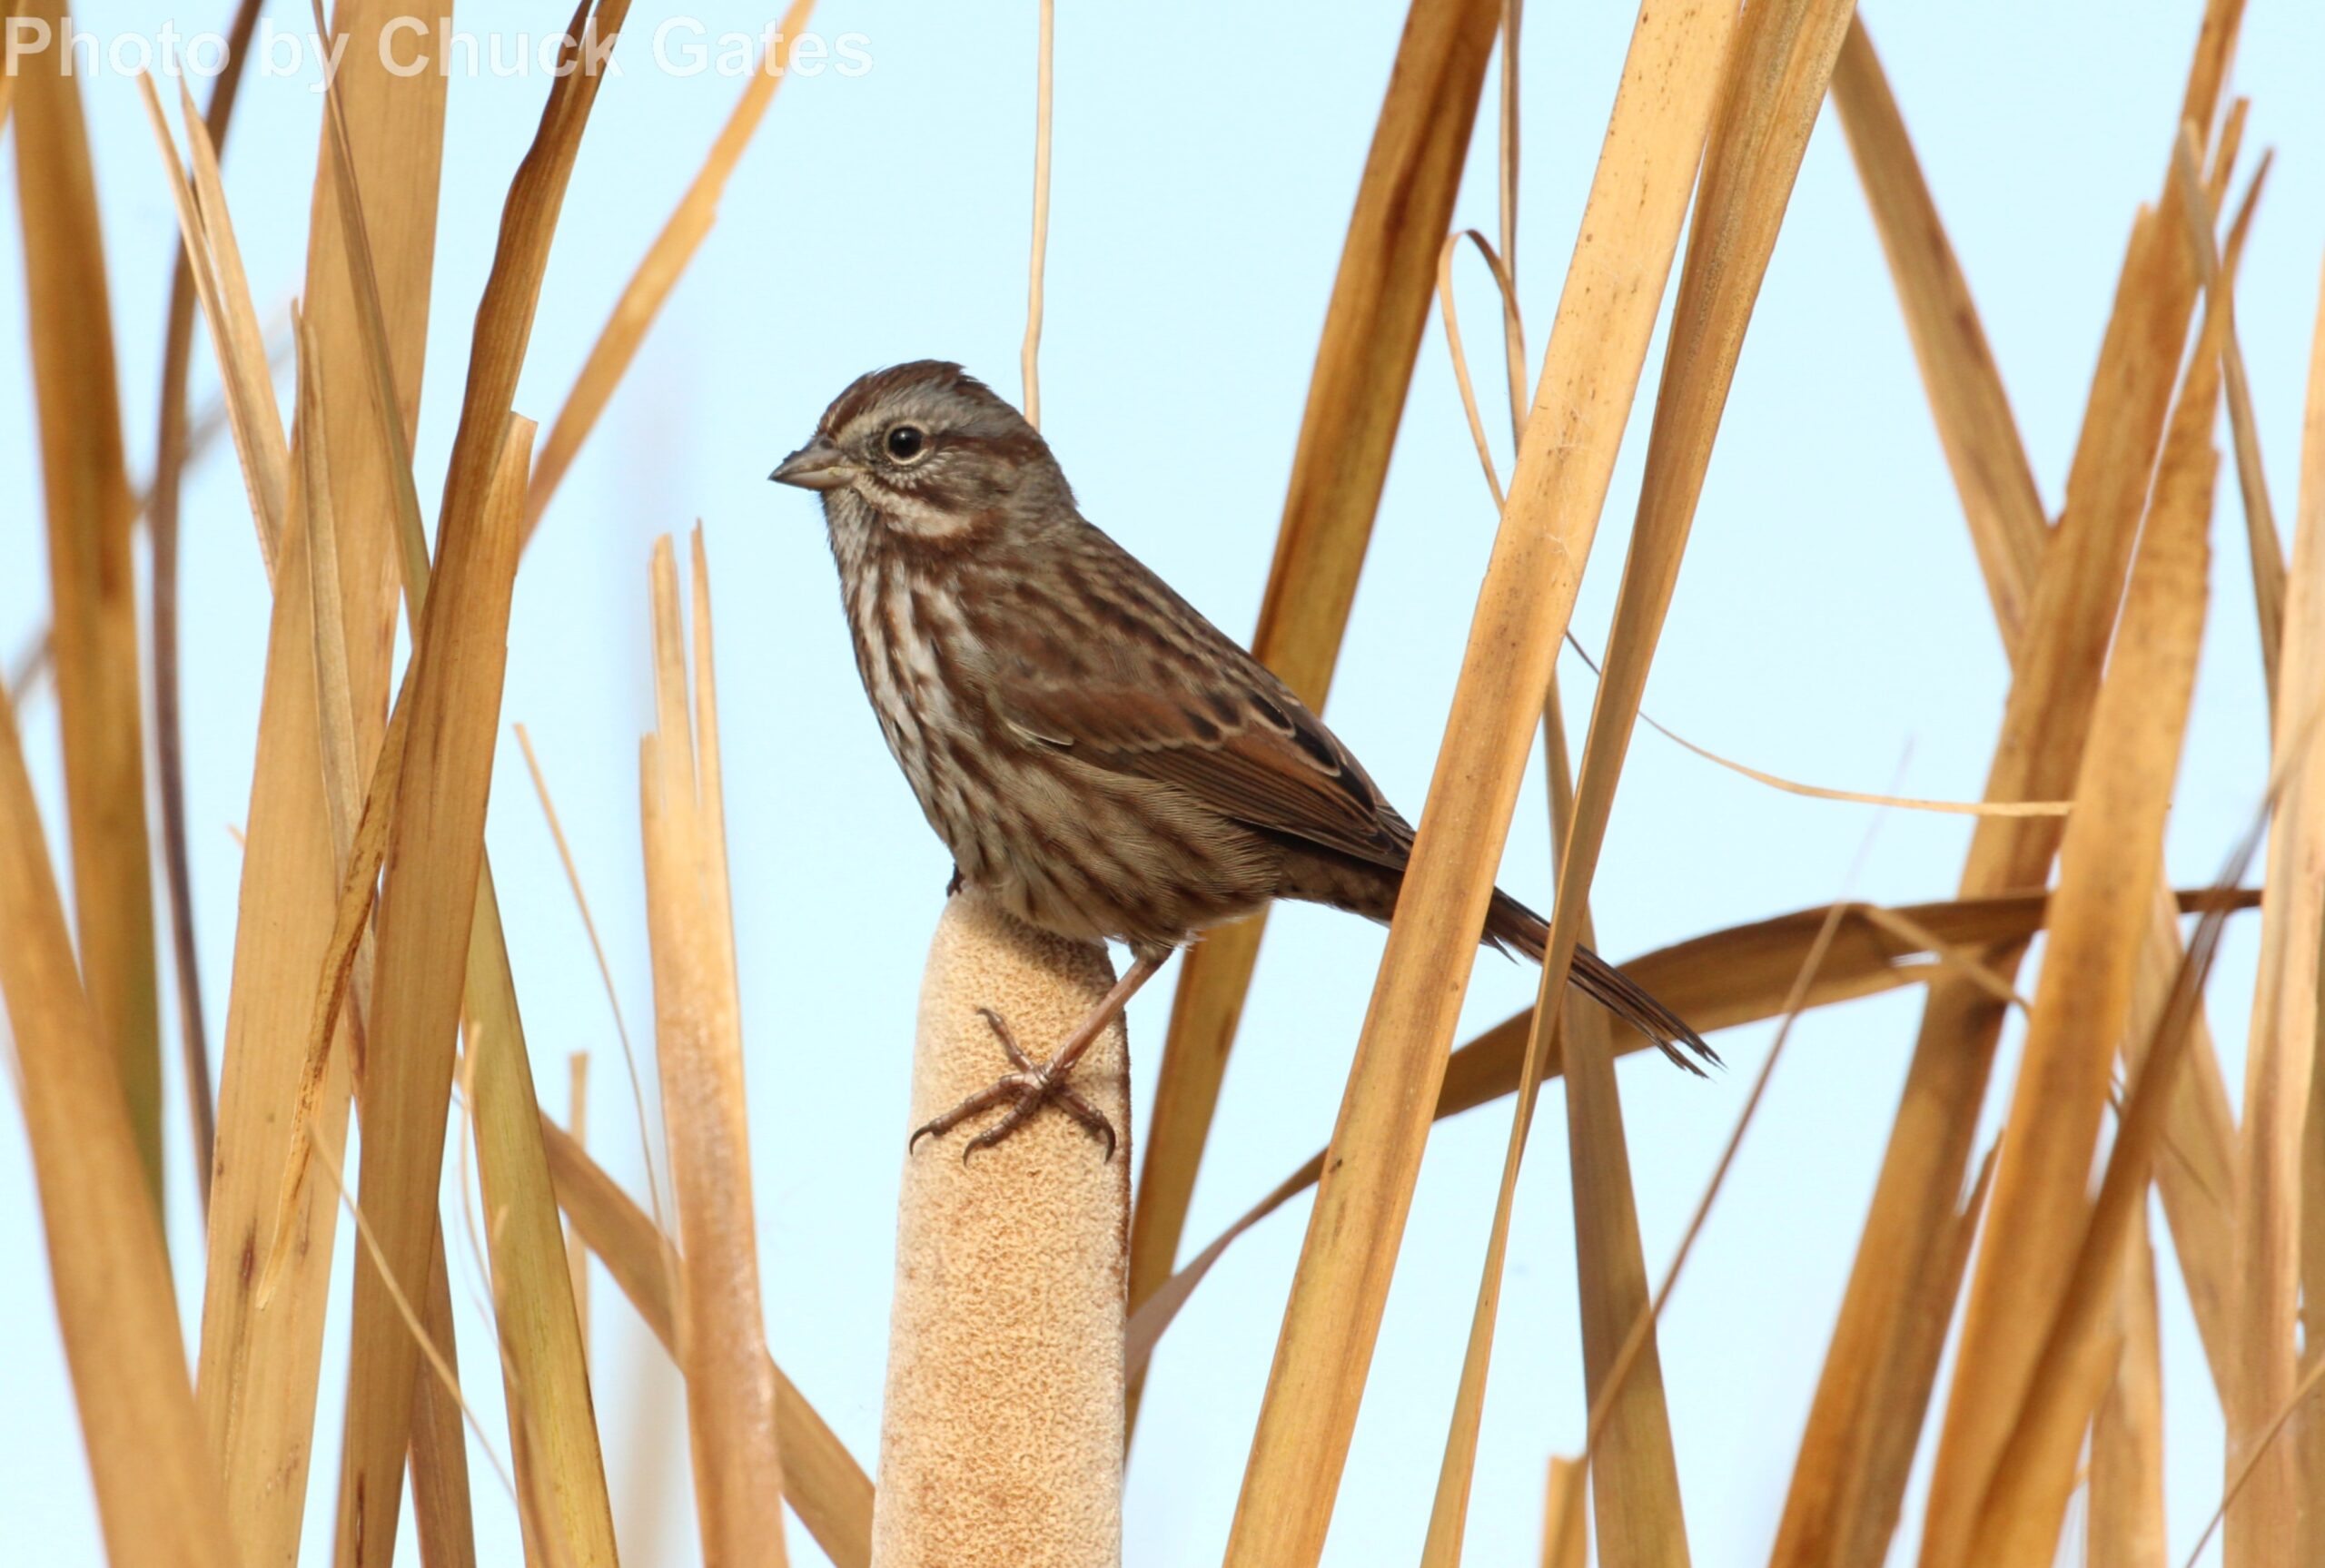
(968, 539), (1410, 869)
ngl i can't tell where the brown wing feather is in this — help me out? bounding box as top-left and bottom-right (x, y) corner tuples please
(965, 525), (1719, 1070)
(974, 534), (1409, 866)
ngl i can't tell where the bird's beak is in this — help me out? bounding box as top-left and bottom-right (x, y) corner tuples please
(769, 436), (855, 492)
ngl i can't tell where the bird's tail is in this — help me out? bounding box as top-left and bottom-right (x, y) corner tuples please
(1484, 888), (1719, 1076)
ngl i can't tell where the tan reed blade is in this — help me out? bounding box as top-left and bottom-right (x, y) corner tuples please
(0, 686), (236, 1568)
(643, 534), (791, 1566)
(8, 1), (2325, 1563)
(526, 0), (821, 540)
(1430, 5), (1859, 1560)
(1020, 0), (1055, 427)
(1540, 1455), (1588, 1568)
(1972, 795), (2263, 1568)
(183, 14), (451, 1563)
(2173, 143), (2288, 706)
(152, 39), (515, 1563)
(2221, 207), (2325, 1568)
(516, 721), (668, 1233)
(9, 0), (163, 1218)
(566, 1052), (592, 1352)
(1774, 14), (2241, 1557)
(144, 1), (268, 1222)
(326, 418), (533, 1568)
(1125, 885), (2253, 1379)
(2288, 238), (2325, 1568)
(1924, 305), (2212, 1568)
(540, 1115), (875, 1568)
(1830, 16), (2049, 651)
(1222, 9), (1738, 1560)
(1126, 0), (1504, 1436)
(2087, 1217), (2168, 1568)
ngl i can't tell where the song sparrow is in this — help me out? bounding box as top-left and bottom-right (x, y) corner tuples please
(772, 361), (1713, 1159)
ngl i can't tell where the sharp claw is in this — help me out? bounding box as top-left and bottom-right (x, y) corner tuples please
(911, 1005), (1123, 1161)
(977, 1007), (1041, 1073)
(1050, 1084), (1117, 1159)
(978, 1006), (1052, 1075)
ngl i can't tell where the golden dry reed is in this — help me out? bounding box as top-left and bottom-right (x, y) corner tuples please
(1127, 0), (1502, 1417)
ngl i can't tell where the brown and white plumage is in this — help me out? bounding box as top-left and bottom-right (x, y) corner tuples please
(774, 360), (1713, 1130)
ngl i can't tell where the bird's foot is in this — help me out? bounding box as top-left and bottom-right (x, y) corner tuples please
(908, 1007), (1118, 1161)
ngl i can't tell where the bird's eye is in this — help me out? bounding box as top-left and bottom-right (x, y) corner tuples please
(885, 424), (927, 463)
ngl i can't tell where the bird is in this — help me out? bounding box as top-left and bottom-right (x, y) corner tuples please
(771, 360), (1714, 1159)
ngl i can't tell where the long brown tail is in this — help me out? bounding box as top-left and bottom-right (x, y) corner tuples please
(1485, 888), (1718, 1076)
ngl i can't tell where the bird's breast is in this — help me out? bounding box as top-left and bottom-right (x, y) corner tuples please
(838, 553), (1016, 861)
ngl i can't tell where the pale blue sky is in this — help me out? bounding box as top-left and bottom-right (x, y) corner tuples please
(3, 4), (2320, 1563)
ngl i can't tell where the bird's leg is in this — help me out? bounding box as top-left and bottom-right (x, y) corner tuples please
(909, 947), (1172, 1162)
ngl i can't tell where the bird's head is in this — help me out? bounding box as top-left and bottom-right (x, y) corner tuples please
(770, 361), (1069, 545)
